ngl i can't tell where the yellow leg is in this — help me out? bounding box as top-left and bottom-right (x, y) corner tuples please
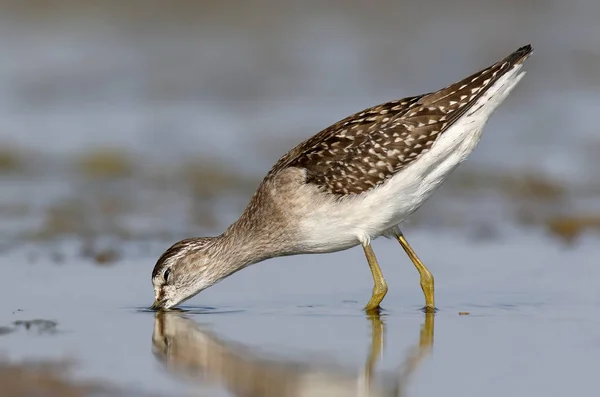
(363, 244), (388, 313)
(396, 231), (436, 312)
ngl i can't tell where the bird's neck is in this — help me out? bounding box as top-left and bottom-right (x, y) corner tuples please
(203, 216), (286, 284)
(200, 185), (297, 284)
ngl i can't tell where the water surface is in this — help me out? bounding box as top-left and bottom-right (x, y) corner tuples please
(1, 1), (600, 396)
(2, 230), (599, 396)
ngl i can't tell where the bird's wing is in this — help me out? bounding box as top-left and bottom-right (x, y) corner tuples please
(269, 45), (532, 196)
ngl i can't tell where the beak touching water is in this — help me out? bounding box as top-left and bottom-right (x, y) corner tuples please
(150, 299), (164, 311)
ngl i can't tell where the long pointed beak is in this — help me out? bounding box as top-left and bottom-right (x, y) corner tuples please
(150, 299), (164, 311)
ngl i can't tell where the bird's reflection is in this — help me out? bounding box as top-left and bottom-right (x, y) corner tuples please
(152, 312), (434, 397)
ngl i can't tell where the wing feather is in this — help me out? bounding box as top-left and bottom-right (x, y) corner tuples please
(269, 45), (532, 195)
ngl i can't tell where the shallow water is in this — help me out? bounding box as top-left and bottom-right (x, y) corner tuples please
(1, 230), (599, 396)
(1, 1), (600, 396)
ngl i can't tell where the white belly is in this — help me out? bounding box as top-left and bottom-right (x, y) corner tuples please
(298, 67), (526, 253)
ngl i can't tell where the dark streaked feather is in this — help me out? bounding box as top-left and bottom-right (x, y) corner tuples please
(152, 237), (213, 280)
(269, 45), (532, 195)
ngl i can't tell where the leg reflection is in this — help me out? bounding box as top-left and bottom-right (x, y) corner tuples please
(152, 311), (435, 397)
(396, 313), (435, 391)
(364, 312), (385, 388)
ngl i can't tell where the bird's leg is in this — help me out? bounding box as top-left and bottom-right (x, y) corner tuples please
(363, 244), (388, 313)
(396, 231), (436, 312)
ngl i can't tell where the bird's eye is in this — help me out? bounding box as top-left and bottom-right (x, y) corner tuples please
(164, 268), (171, 282)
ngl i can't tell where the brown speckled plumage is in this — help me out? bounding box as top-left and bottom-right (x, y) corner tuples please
(151, 45), (533, 311)
(151, 238), (214, 281)
(269, 45), (532, 195)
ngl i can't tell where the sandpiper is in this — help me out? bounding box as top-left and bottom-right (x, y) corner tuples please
(151, 45), (533, 313)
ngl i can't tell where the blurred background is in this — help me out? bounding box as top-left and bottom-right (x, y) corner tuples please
(1, 0), (599, 250)
(1, 1), (599, 396)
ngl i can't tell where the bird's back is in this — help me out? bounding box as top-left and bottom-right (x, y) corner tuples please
(260, 46), (532, 252)
(269, 45), (532, 197)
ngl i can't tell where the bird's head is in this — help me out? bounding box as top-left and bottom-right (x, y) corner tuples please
(151, 237), (218, 310)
